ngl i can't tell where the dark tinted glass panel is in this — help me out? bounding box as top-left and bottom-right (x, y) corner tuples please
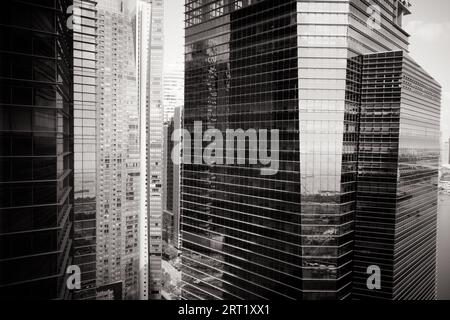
(0, 86), (11, 104)
(34, 109), (56, 131)
(34, 87), (56, 107)
(33, 34), (55, 57)
(11, 186), (33, 207)
(34, 133), (56, 155)
(11, 158), (32, 181)
(32, 8), (55, 33)
(0, 54), (11, 77)
(12, 30), (32, 54)
(11, 108), (32, 131)
(12, 87), (33, 105)
(0, 134), (11, 156)
(11, 56), (32, 79)
(33, 158), (57, 180)
(33, 59), (56, 82)
(0, 108), (9, 130)
(11, 133), (32, 156)
(33, 184), (57, 205)
(0, 159), (10, 181)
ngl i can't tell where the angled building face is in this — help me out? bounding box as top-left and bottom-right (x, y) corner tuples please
(73, 0), (98, 300)
(0, 0), (74, 299)
(183, 0), (303, 300)
(182, 0), (440, 300)
(353, 51), (441, 300)
(296, 0), (411, 298)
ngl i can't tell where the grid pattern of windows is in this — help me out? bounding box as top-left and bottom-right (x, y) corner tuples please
(73, 0), (97, 300)
(353, 51), (441, 300)
(182, 0), (302, 300)
(96, 0), (140, 300)
(163, 107), (182, 249)
(163, 64), (184, 123)
(146, 0), (165, 300)
(0, 0), (74, 299)
(182, 0), (440, 301)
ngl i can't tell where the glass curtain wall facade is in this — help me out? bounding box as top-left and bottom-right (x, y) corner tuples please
(163, 106), (182, 249)
(296, 0), (411, 299)
(183, 0), (302, 300)
(163, 120), (174, 245)
(0, 0), (74, 299)
(182, 0), (440, 300)
(353, 51), (441, 300)
(73, 0), (98, 300)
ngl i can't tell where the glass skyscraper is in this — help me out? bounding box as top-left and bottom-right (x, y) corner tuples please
(0, 0), (74, 299)
(181, 0), (441, 300)
(353, 51), (441, 299)
(163, 106), (182, 250)
(73, 0), (98, 300)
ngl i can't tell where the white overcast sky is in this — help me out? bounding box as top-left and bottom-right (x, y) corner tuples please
(164, 0), (450, 138)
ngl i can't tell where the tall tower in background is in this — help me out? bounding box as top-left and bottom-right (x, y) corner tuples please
(94, 0), (164, 301)
(0, 0), (74, 299)
(135, 0), (164, 300)
(163, 106), (182, 250)
(353, 51), (441, 299)
(145, 0), (164, 301)
(136, 0), (152, 300)
(182, 0), (440, 300)
(73, 0), (98, 300)
(96, 0), (140, 299)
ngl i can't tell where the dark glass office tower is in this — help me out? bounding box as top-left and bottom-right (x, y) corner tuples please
(353, 51), (441, 300)
(183, 0), (302, 300)
(163, 107), (182, 250)
(0, 0), (74, 299)
(163, 120), (175, 246)
(182, 0), (441, 300)
(73, 0), (97, 300)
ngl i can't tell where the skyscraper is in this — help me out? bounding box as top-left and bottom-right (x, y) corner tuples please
(181, 0), (441, 300)
(96, 0), (140, 299)
(163, 106), (182, 250)
(353, 51), (441, 299)
(145, 0), (165, 300)
(0, 0), (74, 299)
(94, 0), (164, 300)
(135, 0), (152, 299)
(73, 0), (98, 300)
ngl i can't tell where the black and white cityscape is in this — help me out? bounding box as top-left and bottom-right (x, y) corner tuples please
(1, 0), (450, 303)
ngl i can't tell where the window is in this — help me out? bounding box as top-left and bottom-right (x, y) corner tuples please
(34, 109), (56, 131)
(34, 133), (56, 156)
(11, 108), (32, 131)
